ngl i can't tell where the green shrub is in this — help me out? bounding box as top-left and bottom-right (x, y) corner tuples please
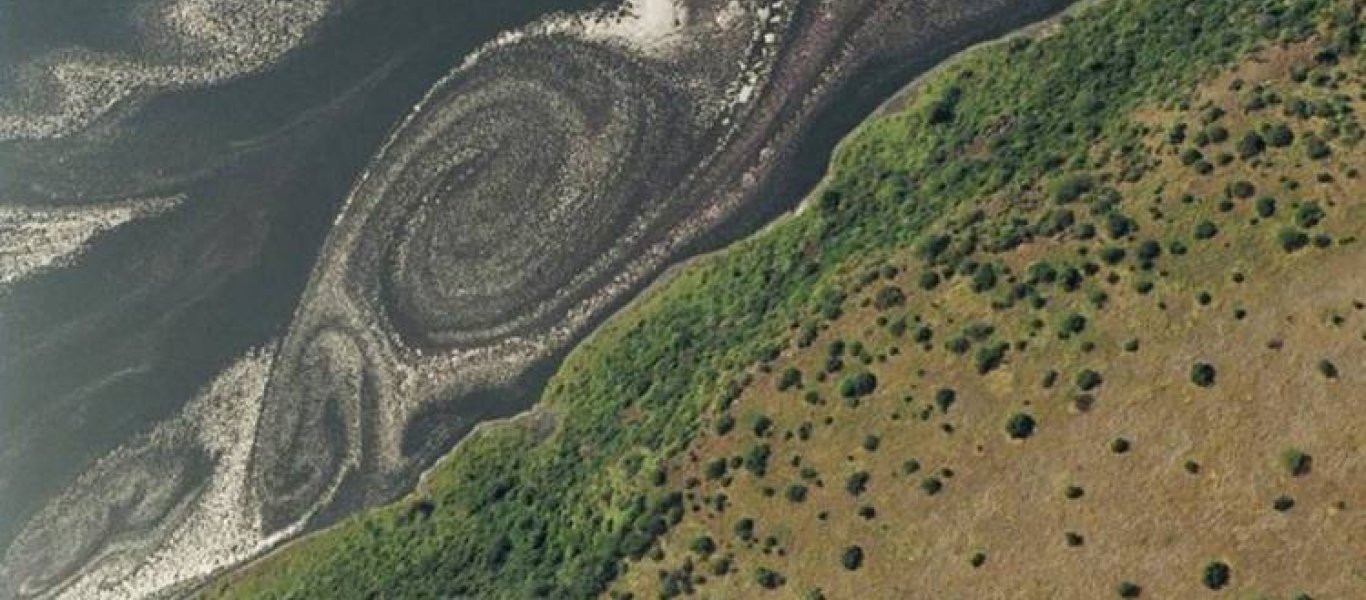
(1075, 369), (1104, 391)
(1201, 561), (1231, 590)
(1295, 202), (1325, 228)
(1273, 495), (1295, 512)
(946, 336), (972, 354)
(1282, 448), (1312, 477)
(1226, 179), (1256, 198)
(785, 484), (809, 503)
(1278, 227), (1310, 252)
(1136, 239), (1162, 261)
(862, 434), (881, 451)
(971, 263), (999, 292)
(1317, 359), (1339, 379)
(1117, 581), (1142, 598)
(716, 414), (736, 435)
(1053, 173), (1094, 203)
(754, 567), (785, 590)
(1255, 195), (1276, 217)
(1206, 124), (1229, 143)
(690, 535), (717, 556)
(839, 372), (878, 398)
(918, 270), (942, 290)
(744, 444), (772, 476)
(1005, 413), (1037, 439)
(705, 459), (728, 480)
(1305, 134), (1332, 159)
(841, 546), (865, 571)
(1237, 131), (1265, 158)
(974, 343), (1009, 374)
(934, 388), (957, 413)
(1054, 312), (1087, 336)
(1194, 220), (1219, 240)
(1266, 123), (1295, 147)
(752, 415), (774, 437)
(969, 551), (986, 567)
(777, 368), (802, 391)
(1190, 362), (1217, 387)
(920, 477), (943, 496)
(845, 471), (871, 496)
(874, 286), (907, 310)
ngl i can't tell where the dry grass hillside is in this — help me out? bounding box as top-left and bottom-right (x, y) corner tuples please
(610, 37), (1366, 600)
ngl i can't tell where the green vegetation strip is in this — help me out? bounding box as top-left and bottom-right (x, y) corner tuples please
(205, 0), (1346, 597)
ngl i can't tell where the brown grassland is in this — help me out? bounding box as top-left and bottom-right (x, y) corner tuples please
(610, 39), (1366, 600)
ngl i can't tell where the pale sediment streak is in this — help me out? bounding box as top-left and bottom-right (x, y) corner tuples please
(0, 196), (184, 286)
(0, 0), (333, 142)
(0, 346), (290, 600)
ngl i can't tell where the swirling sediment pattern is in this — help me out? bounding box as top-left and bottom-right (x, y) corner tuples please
(367, 37), (696, 347)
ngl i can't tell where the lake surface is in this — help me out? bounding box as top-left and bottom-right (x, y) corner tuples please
(0, 0), (1074, 597)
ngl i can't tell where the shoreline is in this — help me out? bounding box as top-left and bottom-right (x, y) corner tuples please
(201, 1), (1100, 593)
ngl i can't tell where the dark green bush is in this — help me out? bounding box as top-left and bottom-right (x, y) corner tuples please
(1317, 359), (1339, 379)
(874, 285), (907, 309)
(744, 444), (772, 476)
(1305, 134), (1332, 159)
(934, 388), (957, 413)
(1190, 362), (1217, 387)
(1237, 131), (1265, 158)
(1202, 561), (1231, 590)
(841, 546), (864, 571)
(753, 415), (774, 437)
(1273, 495), (1295, 512)
(1227, 179), (1256, 198)
(705, 459), (728, 480)
(1136, 239), (1162, 261)
(920, 477), (943, 496)
(975, 343), (1009, 374)
(839, 372), (878, 398)
(1255, 196), (1276, 217)
(1117, 581), (1142, 598)
(918, 270), (942, 290)
(845, 471), (871, 496)
(690, 535), (716, 556)
(1282, 448), (1312, 477)
(1075, 369), (1104, 391)
(1266, 122), (1295, 146)
(754, 567), (785, 589)
(1278, 227), (1310, 252)
(1295, 202), (1325, 228)
(1005, 413), (1037, 439)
